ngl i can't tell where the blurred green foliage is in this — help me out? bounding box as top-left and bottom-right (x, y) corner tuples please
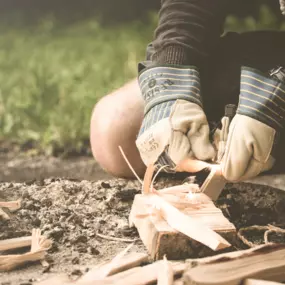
(0, 6), (284, 155)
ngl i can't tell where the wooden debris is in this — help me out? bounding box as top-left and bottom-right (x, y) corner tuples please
(96, 232), (139, 243)
(101, 260), (185, 285)
(0, 229), (52, 271)
(79, 251), (148, 282)
(129, 193), (236, 260)
(34, 274), (72, 285)
(0, 207), (10, 220)
(157, 256), (174, 285)
(243, 279), (284, 285)
(0, 200), (21, 211)
(183, 244), (285, 285)
(0, 236), (32, 252)
(200, 165), (227, 201)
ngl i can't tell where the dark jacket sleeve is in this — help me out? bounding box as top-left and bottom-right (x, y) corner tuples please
(151, 0), (230, 66)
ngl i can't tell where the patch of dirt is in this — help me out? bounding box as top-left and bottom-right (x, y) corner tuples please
(0, 155), (112, 183)
(2, 176), (285, 284)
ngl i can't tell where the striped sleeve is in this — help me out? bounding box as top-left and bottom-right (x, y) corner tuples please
(238, 67), (285, 130)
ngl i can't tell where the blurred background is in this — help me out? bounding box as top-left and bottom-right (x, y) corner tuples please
(0, 0), (285, 157)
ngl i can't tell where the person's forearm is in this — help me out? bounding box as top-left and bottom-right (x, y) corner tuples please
(152, 0), (229, 66)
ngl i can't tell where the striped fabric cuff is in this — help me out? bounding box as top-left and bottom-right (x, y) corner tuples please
(138, 65), (202, 115)
(238, 67), (285, 130)
(138, 100), (175, 136)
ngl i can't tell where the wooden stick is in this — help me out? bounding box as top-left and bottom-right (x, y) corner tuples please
(0, 200), (21, 211)
(175, 159), (212, 173)
(157, 256), (174, 285)
(96, 232), (139, 243)
(130, 194), (235, 260)
(200, 166), (226, 201)
(104, 261), (185, 285)
(184, 244), (285, 285)
(143, 164), (155, 194)
(0, 208), (10, 220)
(0, 236), (32, 251)
(0, 230), (52, 272)
(79, 252), (148, 282)
(243, 279), (284, 285)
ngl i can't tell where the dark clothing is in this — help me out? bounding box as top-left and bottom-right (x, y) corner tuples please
(151, 0), (229, 65)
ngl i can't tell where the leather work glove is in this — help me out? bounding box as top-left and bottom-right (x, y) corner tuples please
(221, 66), (285, 181)
(135, 65), (215, 170)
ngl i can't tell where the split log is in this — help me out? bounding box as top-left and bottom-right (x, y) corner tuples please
(129, 194), (236, 260)
(183, 244), (285, 285)
(0, 236), (32, 252)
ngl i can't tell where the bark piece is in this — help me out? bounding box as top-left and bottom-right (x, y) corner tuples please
(130, 194), (236, 260)
(183, 244), (285, 285)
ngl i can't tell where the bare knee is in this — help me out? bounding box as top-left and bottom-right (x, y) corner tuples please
(90, 79), (146, 178)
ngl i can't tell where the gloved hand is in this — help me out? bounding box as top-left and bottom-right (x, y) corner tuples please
(221, 66), (285, 181)
(135, 65), (215, 170)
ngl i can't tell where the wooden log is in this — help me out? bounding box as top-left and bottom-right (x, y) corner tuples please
(183, 244), (285, 285)
(129, 194), (236, 260)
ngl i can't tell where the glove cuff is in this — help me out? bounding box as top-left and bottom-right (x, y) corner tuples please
(138, 65), (202, 115)
(237, 66), (285, 130)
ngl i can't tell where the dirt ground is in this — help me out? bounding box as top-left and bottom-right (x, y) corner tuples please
(2, 154), (285, 285)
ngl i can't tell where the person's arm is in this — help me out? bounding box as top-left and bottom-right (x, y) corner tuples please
(135, 1), (229, 169)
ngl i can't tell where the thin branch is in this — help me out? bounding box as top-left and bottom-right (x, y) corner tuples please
(118, 146), (143, 185)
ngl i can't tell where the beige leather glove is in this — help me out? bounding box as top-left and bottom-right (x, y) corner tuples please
(136, 65), (215, 170)
(222, 67), (285, 181)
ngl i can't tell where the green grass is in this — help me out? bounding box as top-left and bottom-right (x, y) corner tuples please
(0, 16), (156, 154)
(0, 6), (284, 155)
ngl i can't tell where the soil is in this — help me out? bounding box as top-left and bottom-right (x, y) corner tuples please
(2, 153), (285, 284)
